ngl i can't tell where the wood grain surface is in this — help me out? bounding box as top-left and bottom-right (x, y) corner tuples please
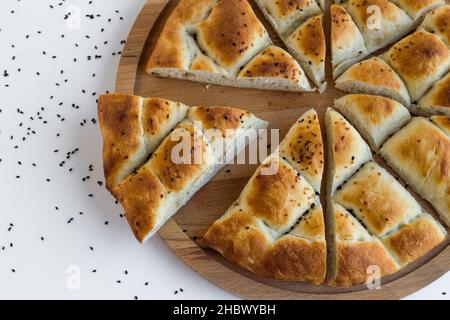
(115, 0), (450, 299)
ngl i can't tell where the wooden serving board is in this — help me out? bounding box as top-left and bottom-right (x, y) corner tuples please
(115, 0), (450, 299)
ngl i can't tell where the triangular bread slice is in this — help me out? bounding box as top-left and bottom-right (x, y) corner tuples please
(381, 117), (450, 227)
(335, 57), (411, 107)
(285, 15), (326, 90)
(99, 94), (268, 242)
(325, 108), (372, 194)
(431, 115), (450, 135)
(420, 4), (450, 46)
(417, 72), (450, 116)
(334, 94), (411, 151)
(146, 0), (312, 92)
(278, 109), (324, 192)
(204, 110), (326, 284)
(331, 4), (368, 78)
(255, 0), (322, 37)
(382, 30), (450, 102)
(390, 0), (445, 21)
(328, 203), (399, 287)
(341, 0), (413, 52)
(255, 0), (326, 90)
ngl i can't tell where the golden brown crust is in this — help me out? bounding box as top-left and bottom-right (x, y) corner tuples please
(419, 72), (450, 113)
(383, 30), (450, 101)
(203, 209), (274, 272)
(113, 166), (167, 243)
(393, 0), (445, 20)
(149, 121), (214, 193)
(291, 205), (325, 239)
(196, 0), (269, 72)
(382, 215), (446, 267)
(288, 15), (325, 70)
(431, 115), (450, 135)
(338, 58), (407, 95)
(340, 94), (402, 126)
(327, 109), (372, 191)
(331, 241), (399, 287)
(147, 0), (216, 70)
(188, 106), (246, 135)
(334, 161), (422, 237)
(98, 94), (145, 190)
(331, 4), (367, 66)
(241, 156), (316, 231)
(421, 4), (450, 45)
(259, 235), (326, 284)
(238, 46), (305, 83)
(381, 117), (450, 225)
(279, 109), (324, 191)
(267, 0), (318, 19)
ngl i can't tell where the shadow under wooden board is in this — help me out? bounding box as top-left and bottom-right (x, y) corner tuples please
(115, 0), (450, 299)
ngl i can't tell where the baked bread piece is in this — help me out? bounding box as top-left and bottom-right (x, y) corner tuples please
(335, 57), (411, 107)
(417, 72), (450, 116)
(334, 94), (411, 151)
(255, 0), (322, 37)
(431, 115), (450, 135)
(382, 214), (447, 267)
(420, 4), (450, 46)
(278, 109), (324, 192)
(328, 203), (399, 288)
(325, 108), (372, 194)
(341, 0), (413, 52)
(382, 30), (450, 102)
(285, 15), (326, 90)
(146, 0), (312, 92)
(204, 110), (326, 284)
(98, 94), (189, 190)
(99, 94), (268, 242)
(381, 117), (450, 226)
(255, 0), (326, 90)
(390, 0), (445, 21)
(334, 161), (422, 237)
(331, 4), (368, 78)
(237, 46), (311, 92)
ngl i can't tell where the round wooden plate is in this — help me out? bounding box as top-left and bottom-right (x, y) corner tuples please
(116, 0), (450, 299)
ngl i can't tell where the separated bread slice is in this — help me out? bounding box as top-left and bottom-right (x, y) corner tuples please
(420, 4), (450, 46)
(204, 110), (326, 284)
(146, 0), (312, 92)
(331, 4), (368, 78)
(237, 46), (311, 92)
(285, 15), (326, 90)
(204, 154), (326, 283)
(417, 72), (450, 116)
(98, 94), (188, 190)
(99, 94), (268, 242)
(255, 0), (322, 37)
(278, 109), (324, 192)
(382, 30), (450, 102)
(335, 57), (411, 107)
(328, 203), (399, 288)
(431, 115), (450, 135)
(390, 0), (445, 21)
(334, 161), (422, 237)
(381, 214), (447, 267)
(381, 117), (450, 226)
(334, 94), (411, 151)
(343, 0), (413, 52)
(325, 108), (372, 194)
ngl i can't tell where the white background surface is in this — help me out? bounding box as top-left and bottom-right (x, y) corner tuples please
(0, 0), (448, 300)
